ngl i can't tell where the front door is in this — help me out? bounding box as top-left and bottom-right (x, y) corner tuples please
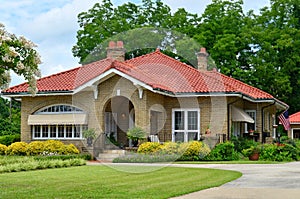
(105, 112), (117, 142)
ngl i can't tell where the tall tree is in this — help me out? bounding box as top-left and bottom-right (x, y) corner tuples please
(250, 0), (300, 112)
(195, 0), (254, 81)
(0, 23), (41, 94)
(72, 0), (200, 64)
(0, 97), (20, 135)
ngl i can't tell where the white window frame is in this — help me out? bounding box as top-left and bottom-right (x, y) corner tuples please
(172, 108), (200, 142)
(32, 124), (87, 140)
(245, 110), (256, 133)
(291, 128), (300, 140)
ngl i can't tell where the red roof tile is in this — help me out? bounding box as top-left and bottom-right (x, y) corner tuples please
(289, 112), (300, 123)
(1, 49), (279, 101)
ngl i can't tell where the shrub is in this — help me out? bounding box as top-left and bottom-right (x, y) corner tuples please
(159, 142), (180, 155)
(43, 140), (65, 155)
(0, 144), (8, 155)
(6, 142), (28, 155)
(204, 142), (240, 161)
(134, 141), (211, 161)
(113, 153), (180, 163)
(231, 136), (257, 153)
(178, 141), (210, 161)
(0, 134), (21, 146)
(260, 144), (298, 161)
(62, 144), (80, 154)
(137, 142), (162, 154)
(26, 141), (45, 155)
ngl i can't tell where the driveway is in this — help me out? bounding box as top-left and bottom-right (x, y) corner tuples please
(88, 161), (300, 198)
(170, 161), (300, 199)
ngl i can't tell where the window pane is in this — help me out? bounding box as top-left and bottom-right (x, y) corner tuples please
(66, 125), (73, 138)
(58, 125), (65, 138)
(188, 132), (198, 141)
(74, 125), (81, 138)
(42, 125), (48, 138)
(174, 111), (184, 130)
(188, 111), (198, 130)
(50, 126), (57, 138)
(174, 132), (184, 142)
(34, 125), (41, 138)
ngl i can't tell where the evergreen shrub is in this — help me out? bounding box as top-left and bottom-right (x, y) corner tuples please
(6, 142), (28, 155)
(204, 141), (240, 161)
(0, 144), (8, 155)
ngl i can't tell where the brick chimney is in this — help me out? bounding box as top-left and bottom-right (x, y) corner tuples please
(196, 47), (209, 71)
(107, 41), (126, 61)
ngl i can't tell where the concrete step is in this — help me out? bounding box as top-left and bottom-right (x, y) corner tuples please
(97, 150), (125, 162)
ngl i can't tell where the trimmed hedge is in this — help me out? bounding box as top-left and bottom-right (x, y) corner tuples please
(3, 140), (79, 156)
(0, 134), (21, 146)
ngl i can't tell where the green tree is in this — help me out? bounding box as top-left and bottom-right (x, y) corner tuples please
(0, 97), (20, 135)
(72, 0), (200, 64)
(0, 23), (41, 94)
(249, 0), (300, 112)
(195, 0), (254, 80)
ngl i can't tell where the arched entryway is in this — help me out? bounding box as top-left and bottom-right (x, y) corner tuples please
(104, 96), (135, 148)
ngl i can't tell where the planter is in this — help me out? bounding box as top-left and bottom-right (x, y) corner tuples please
(249, 152), (259, 161)
(87, 137), (93, 147)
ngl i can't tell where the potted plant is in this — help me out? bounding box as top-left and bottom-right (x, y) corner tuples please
(126, 126), (147, 147)
(242, 145), (261, 161)
(83, 128), (96, 147)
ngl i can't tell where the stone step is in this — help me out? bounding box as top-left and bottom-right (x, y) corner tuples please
(97, 150), (125, 162)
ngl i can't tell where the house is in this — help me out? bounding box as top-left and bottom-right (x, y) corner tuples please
(2, 41), (288, 154)
(288, 112), (300, 139)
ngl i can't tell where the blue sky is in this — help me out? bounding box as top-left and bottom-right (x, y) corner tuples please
(0, 0), (270, 86)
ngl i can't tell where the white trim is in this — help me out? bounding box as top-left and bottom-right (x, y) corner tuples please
(245, 110), (256, 133)
(291, 128), (300, 140)
(73, 68), (155, 95)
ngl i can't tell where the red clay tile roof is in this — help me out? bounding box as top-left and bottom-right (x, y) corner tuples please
(289, 112), (300, 123)
(1, 49), (279, 101)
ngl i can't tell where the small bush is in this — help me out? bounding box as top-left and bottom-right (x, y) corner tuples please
(260, 144), (298, 161)
(178, 141), (210, 161)
(0, 144), (8, 155)
(62, 144), (80, 155)
(6, 142), (28, 155)
(26, 141), (45, 155)
(159, 142), (180, 155)
(231, 136), (257, 153)
(137, 142), (162, 154)
(43, 140), (65, 154)
(204, 142), (240, 161)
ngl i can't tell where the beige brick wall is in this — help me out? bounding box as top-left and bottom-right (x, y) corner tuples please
(20, 73), (281, 150)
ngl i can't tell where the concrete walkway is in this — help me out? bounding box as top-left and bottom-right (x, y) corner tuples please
(88, 161), (300, 199)
(170, 162), (300, 199)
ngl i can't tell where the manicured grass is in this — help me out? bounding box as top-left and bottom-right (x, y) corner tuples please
(0, 165), (241, 198)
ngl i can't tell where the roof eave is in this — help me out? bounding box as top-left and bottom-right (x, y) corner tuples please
(1, 90), (73, 98)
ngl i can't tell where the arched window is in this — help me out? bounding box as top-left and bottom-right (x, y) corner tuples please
(29, 104), (88, 140)
(35, 104), (84, 114)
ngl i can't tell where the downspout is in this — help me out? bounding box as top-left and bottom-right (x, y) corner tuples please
(227, 96), (242, 140)
(261, 101), (276, 143)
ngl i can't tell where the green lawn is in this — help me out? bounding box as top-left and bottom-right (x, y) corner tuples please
(0, 165), (241, 199)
